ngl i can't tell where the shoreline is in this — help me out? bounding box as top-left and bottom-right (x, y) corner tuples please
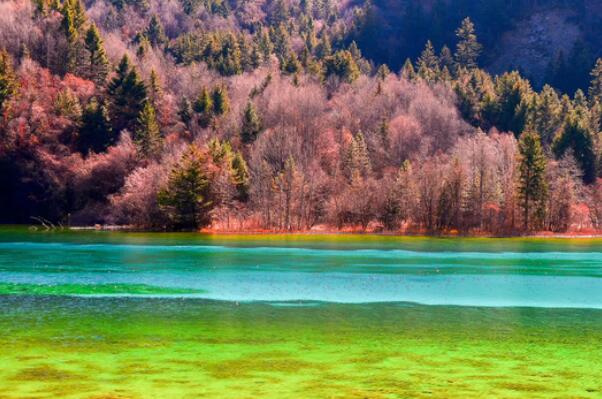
(59, 224), (602, 239)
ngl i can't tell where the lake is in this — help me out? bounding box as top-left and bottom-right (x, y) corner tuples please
(0, 227), (601, 398)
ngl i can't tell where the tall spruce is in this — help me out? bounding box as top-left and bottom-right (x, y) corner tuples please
(107, 55), (148, 133)
(454, 17), (482, 70)
(194, 87), (214, 128)
(212, 85), (230, 116)
(145, 14), (167, 47)
(241, 101), (262, 144)
(588, 58), (602, 103)
(135, 101), (163, 158)
(417, 41), (440, 82)
(78, 99), (113, 154)
(158, 145), (213, 230)
(517, 130), (547, 231)
(84, 24), (109, 85)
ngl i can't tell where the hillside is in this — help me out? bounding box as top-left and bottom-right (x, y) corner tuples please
(1, 0), (602, 235)
(351, 0), (602, 92)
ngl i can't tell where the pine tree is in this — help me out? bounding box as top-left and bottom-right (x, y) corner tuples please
(376, 64), (390, 81)
(61, 0), (80, 74)
(212, 85), (230, 116)
(439, 45), (454, 72)
(324, 50), (360, 83)
(241, 101), (262, 144)
(346, 132), (371, 178)
(315, 33), (332, 59)
(194, 87), (213, 128)
(135, 101), (163, 158)
(78, 99), (114, 154)
(158, 145), (213, 230)
(231, 151), (250, 201)
(417, 40), (440, 82)
(484, 71), (532, 135)
(84, 24), (109, 85)
(529, 85), (562, 145)
(454, 17), (482, 70)
(588, 58), (602, 103)
(145, 14), (167, 47)
(282, 51), (301, 74)
(348, 41), (361, 60)
(107, 55), (148, 133)
(148, 69), (163, 107)
(71, 0), (87, 30)
(219, 33), (242, 75)
(400, 58), (416, 80)
(257, 29), (274, 59)
(553, 111), (597, 184)
(517, 130), (547, 231)
(54, 88), (82, 120)
(0, 49), (17, 112)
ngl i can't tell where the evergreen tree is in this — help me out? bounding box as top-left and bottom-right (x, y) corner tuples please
(212, 85), (230, 116)
(158, 145), (213, 230)
(553, 111), (597, 184)
(483, 71), (532, 135)
(241, 101), (262, 144)
(194, 87), (213, 128)
(148, 69), (163, 107)
(376, 64), (390, 81)
(78, 99), (114, 154)
(145, 14), (167, 47)
(61, 0), (81, 74)
(84, 24), (109, 85)
(348, 40), (362, 60)
(54, 88), (82, 120)
(218, 33), (242, 75)
(71, 0), (87, 30)
(529, 85), (562, 145)
(517, 130), (547, 231)
(282, 51), (302, 74)
(257, 29), (274, 59)
(231, 151), (250, 201)
(135, 101), (163, 158)
(588, 58), (602, 103)
(400, 58), (416, 80)
(346, 132), (371, 178)
(439, 45), (454, 72)
(0, 49), (17, 112)
(107, 55), (148, 133)
(324, 50), (360, 83)
(315, 33), (332, 59)
(417, 40), (440, 82)
(454, 17), (482, 70)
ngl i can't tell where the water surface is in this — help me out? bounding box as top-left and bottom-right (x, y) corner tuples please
(0, 227), (601, 398)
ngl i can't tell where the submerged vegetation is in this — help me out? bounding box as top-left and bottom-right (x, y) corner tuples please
(2, 0), (602, 234)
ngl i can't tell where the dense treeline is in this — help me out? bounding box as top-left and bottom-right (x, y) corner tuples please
(1, 0), (602, 234)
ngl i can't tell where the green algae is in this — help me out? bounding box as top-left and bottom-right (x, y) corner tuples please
(0, 283), (206, 296)
(1, 298), (601, 399)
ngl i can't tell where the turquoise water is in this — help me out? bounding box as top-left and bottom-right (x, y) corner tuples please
(2, 227), (602, 398)
(0, 228), (601, 307)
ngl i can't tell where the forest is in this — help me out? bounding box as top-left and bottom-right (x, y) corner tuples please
(1, 0), (602, 235)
